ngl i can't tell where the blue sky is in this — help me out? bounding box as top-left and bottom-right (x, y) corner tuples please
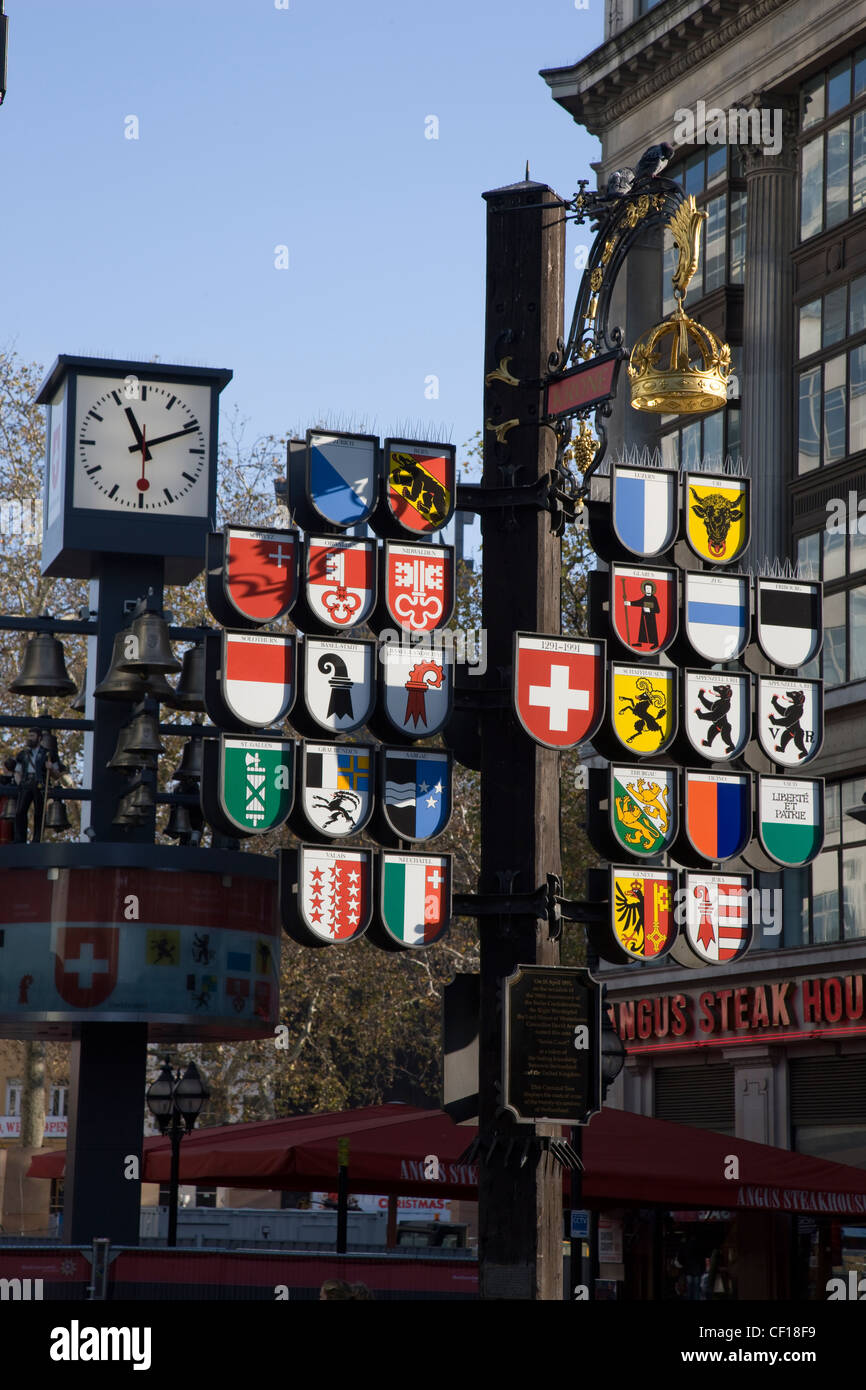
(0, 0), (602, 470)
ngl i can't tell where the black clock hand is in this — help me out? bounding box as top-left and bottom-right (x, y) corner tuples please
(125, 407), (152, 461)
(127, 424), (198, 453)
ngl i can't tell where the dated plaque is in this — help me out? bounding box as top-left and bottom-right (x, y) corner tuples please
(502, 965), (602, 1126)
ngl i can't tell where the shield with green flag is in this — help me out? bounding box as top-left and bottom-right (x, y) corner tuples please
(610, 765), (676, 857)
(202, 735), (295, 837)
(757, 775), (824, 867)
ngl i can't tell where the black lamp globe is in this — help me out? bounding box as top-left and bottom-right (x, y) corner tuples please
(145, 1057), (176, 1135)
(175, 1062), (210, 1131)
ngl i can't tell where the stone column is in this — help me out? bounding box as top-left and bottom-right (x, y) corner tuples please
(741, 96), (800, 565)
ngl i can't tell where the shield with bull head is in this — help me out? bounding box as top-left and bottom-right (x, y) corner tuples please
(684, 473), (750, 566)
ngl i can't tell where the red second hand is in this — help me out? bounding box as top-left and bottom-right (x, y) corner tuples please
(137, 424), (150, 492)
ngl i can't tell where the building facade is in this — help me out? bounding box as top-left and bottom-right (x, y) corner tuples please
(543, 0), (866, 1299)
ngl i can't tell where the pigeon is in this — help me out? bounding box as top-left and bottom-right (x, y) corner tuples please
(605, 168), (635, 196)
(634, 142), (674, 181)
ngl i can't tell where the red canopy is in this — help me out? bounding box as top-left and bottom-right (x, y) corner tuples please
(28, 1104), (866, 1216)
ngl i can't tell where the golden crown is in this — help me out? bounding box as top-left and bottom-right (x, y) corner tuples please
(628, 196), (732, 415)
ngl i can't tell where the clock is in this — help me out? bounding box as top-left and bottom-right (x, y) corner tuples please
(38, 356), (232, 583)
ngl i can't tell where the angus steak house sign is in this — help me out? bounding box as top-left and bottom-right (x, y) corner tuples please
(610, 972), (866, 1049)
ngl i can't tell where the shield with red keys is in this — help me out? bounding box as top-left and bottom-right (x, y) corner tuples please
(383, 541), (454, 634)
(223, 527), (298, 625)
(306, 537), (376, 629)
(513, 633), (605, 750)
(610, 563), (677, 656)
(53, 926), (119, 1008)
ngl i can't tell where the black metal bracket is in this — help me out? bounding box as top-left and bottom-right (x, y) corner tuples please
(456, 471), (576, 535)
(453, 873), (606, 937)
(458, 1129), (583, 1172)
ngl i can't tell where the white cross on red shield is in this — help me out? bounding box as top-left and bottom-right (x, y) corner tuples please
(53, 926), (119, 1007)
(513, 633), (605, 750)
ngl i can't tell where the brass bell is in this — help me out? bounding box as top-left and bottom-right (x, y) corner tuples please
(94, 630), (149, 702)
(44, 797), (71, 832)
(70, 673), (87, 712)
(116, 613), (181, 676)
(113, 793), (146, 826)
(9, 634), (76, 697)
(1, 791), (18, 821)
(172, 737), (204, 782)
(170, 641), (206, 711)
(123, 713), (164, 756)
(108, 726), (159, 771)
(164, 803), (193, 840)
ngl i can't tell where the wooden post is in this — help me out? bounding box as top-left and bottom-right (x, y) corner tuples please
(477, 178), (565, 1300)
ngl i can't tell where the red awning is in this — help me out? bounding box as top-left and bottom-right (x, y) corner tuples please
(27, 1104), (866, 1216)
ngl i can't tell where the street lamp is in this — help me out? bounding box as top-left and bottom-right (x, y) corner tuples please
(145, 1056), (209, 1247)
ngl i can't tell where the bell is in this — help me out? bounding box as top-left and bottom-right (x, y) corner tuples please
(172, 737), (203, 782)
(113, 793), (146, 826)
(44, 798), (71, 832)
(70, 673), (87, 712)
(94, 630), (149, 702)
(170, 642), (206, 712)
(123, 713), (164, 756)
(9, 634), (76, 697)
(126, 782), (156, 814)
(108, 726), (159, 771)
(1, 793), (18, 821)
(164, 804), (193, 840)
(116, 613), (181, 676)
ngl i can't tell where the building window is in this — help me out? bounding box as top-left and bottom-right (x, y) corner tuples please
(799, 48), (866, 242)
(795, 276), (866, 474)
(660, 147), (746, 315)
(799, 778), (866, 943)
(49, 1179), (64, 1217)
(195, 1186), (217, 1208)
(49, 1086), (68, 1118)
(658, 347), (741, 467)
(5, 1081), (21, 1117)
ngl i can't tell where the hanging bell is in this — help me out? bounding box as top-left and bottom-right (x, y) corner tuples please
(164, 803), (193, 840)
(126, 782), (156, 815)
(123, 713), (165, 756)
(44, 798), (71, 832)
(170, 641), (206, 712)
(116, 613), (181, 676)
(1, 792), (18, 820)
(113, 792), (146, 826)
(172, 737), (204, 782)
(8, 634), (76, 697)
(108, 726), (159, 771)
(70, 673), (87, 712)
(94, 630), (149, 702)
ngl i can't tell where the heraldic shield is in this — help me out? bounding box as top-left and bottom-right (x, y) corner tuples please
(279, 845), (374, 948)
(305, 537), (376, 631)
(219, 526), (299, 627)
(683, 571), (750, 663)
(610, 766), (677, 858)
(513, 634), (605, 751)
(306, 429), (378, 528)
(379, 747), (452, 843)
(384, 439), (455, 535)
(611, 461), (678, 558)
(53, 925), (119, 1008)
(610, 563), (677, 656)
(603, 867), (678, 965)
(370, 852), (452, 952)
(756, 578), (823, 669)
(298, 638), (377, 736)
(379, 643), (454, 741)
(671, 871), (754, 968)
(609, 664), (677, 757)
(757, 774), (824, 868)
(757, 677), (824, 767)
(201, 735), (295, 838)
(683, 770), (752, 862)
(684, 670), (751, 762)
(382, 541), (454, 634)
(684, 473), (750, 565)
(205, 631), (296, 731)
(297, 741), (374, 840)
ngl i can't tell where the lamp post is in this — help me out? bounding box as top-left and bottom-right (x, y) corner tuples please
(145, 1056), (209, 1248)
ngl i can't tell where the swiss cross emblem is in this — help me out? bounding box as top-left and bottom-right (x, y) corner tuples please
(512, 633), (605, 750)
(53, 926), (119, 1008)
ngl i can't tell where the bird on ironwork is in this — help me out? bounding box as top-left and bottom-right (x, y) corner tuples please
(605, 168), (635, 196)
(634, 142), (674, 181)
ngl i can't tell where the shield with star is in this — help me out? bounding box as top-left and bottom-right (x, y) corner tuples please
(216, 526), (299, 627)
(671, 871), (754, 968)
(280, 845), (374, 947)
(378, 747), (452, 843)
(297, 741), (374, 840)
(370, 851), (452, 951)
(200, 735), (295, 838)
(305, 536), (376, 631)
(382, 541), (454, 634)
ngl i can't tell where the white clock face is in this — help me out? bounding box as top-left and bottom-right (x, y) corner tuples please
(72, 374), (212, 515)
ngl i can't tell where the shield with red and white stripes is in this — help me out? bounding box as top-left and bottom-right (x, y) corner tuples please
(679, 872), (753, 965)
(513, 633), (605, 750)
(214, 631), (295, 728)
(306, 537), (376, 629)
